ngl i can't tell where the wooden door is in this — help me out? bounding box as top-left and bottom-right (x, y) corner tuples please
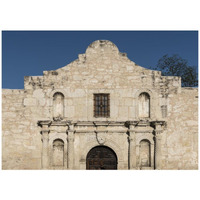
(86, 146), (117, 170)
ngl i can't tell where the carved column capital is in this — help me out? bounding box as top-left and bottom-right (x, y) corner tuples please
(41, 130), (49, 142)
(67, 134), (74, 142)
(129, 129), (136, 133)
(40, 124), (50, 142)
(67, 130), (74, 139)
(38, 120), (52, 129)
(68, 123), (74, 131)
(129, 122), (137, 130)
(154, 121), (164, 136)
(129, 131), (135, 141)
(155, 130), (162, 140)
(129, 136), (134, 142)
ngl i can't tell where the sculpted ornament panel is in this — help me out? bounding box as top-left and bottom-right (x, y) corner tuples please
(96, 131), (107, 145)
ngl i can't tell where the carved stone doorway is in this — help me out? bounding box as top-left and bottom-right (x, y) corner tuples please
(86, 146), (117, 170)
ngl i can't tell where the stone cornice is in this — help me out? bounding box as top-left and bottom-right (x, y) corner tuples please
(38, 120), (73, 127)
(75, 130), (127, 133)
(134, 130), (153, 133)
(37, 120), (166, 130)
(51, 121), (70, 126)
(126, 120), (166, 129)
(93, 121), (126, 127)
(37, 120), (52, 127)
(38, 120), (128, 127)
(150, 121), (166, 127)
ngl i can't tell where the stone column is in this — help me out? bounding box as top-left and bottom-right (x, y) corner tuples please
(67, 129), (74, 169)
(129, 131), (136, 169)
(39, 121), (51, 169)
(42, 130), (49, 169)
(155, 125), (162, 170)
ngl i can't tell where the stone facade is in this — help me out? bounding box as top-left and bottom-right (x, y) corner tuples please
(2, 40), (198, 170)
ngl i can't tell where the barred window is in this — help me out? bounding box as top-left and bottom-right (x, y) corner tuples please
(94, 94), (110, 117)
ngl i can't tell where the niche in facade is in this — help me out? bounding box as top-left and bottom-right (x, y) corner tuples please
(53, 92), (64, 121)
(138, 92), (150, 118)
(52, 139), (64, 167)
(139, 139), (151, 167)
(161, 105), (167, 118)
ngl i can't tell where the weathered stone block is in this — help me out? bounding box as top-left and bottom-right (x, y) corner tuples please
(24, 98), (37, 106)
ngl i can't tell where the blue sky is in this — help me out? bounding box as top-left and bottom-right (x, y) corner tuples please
(2, 31), (198, 89)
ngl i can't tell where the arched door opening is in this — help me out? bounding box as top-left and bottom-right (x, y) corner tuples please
(86, 146), (118, 170)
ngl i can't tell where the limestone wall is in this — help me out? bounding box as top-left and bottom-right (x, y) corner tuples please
(2, 89), (42, 169)
(162, 88), (198, 169)
(2, 40), (198, 170)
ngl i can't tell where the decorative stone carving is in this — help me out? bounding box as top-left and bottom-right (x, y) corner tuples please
(96, 131), (107, 145)
(53, 116), (63, 121)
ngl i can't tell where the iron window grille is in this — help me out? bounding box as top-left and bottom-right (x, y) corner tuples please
(94, 94), (110, 117)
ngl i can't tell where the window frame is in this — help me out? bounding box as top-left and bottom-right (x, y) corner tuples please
(93, 93), (110, 118)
